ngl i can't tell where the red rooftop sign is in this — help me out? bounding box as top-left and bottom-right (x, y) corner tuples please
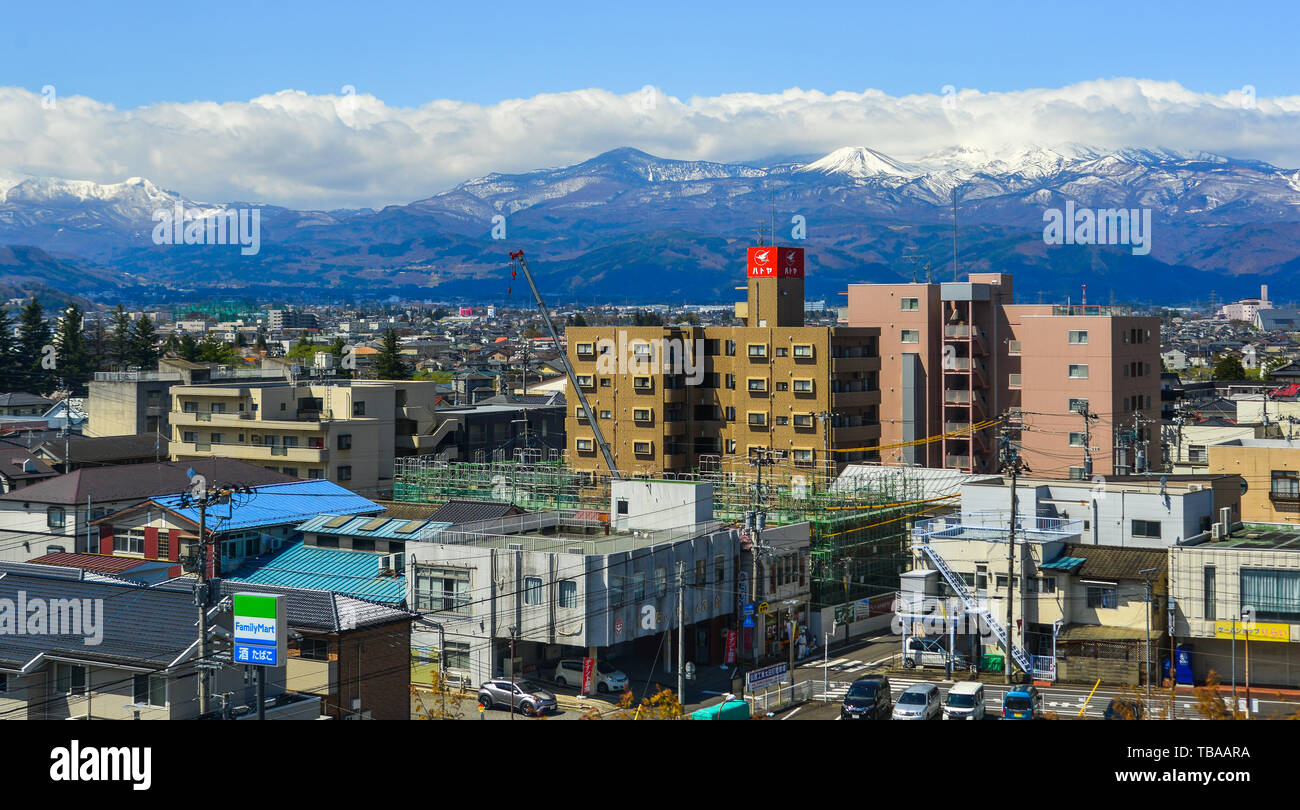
(747, 246), (804, 279)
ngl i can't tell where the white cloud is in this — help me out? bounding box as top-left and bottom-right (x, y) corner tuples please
(1, 78), (1297, 210)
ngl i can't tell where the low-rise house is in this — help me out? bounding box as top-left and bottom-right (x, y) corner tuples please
(0, 393), (54, 417)
(0, 441), (57, 493)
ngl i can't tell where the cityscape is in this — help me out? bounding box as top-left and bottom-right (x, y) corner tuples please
(0, 0), (1294, 791)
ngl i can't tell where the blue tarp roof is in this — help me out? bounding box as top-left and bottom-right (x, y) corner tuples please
(152, 479), (382, 532)
(1041, 555), (1086, 571)
(225, 541), (405, 604)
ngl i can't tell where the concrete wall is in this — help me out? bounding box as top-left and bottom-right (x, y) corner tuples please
(610, 478), (713, 531)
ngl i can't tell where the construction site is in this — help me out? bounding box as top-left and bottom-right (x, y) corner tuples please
(393, 449), (954, 607)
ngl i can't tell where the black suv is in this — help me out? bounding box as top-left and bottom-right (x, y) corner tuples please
(840, 676), (892, 720)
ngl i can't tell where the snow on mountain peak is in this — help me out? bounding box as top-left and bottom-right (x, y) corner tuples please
(796, 147), (922, 179)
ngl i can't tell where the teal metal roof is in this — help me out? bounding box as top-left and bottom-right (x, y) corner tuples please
(154, 479), (382, 532)
(224, 541), (405, 604)
(1041, 555), (1086, 571)
(296, 513), (452, 540)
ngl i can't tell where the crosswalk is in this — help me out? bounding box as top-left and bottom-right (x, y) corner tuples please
(816, 657), (873, 674)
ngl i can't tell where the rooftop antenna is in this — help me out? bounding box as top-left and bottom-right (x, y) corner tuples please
(951, 186), (959, 282)
(771, 193), (777, 249)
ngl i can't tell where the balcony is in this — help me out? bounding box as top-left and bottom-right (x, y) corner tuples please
(830, 390), (880, 409)
(829, 425), (876, 444)
(829, 356), (879, 374)
(663, 387), (687, 403)
(914, 513), (1083, 544)
(171, 441), (329, 464)
(663, 421), (688, 436)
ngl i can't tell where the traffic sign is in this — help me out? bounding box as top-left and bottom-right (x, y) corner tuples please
(743, 616), (755, 628)
(758, 602), (770, 615)
(743, 602), (755, 616)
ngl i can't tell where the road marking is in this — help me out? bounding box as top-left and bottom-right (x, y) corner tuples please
(841, 662), (869, 673)
(819, 658), (851, 668)
(783, 706), (804, 720)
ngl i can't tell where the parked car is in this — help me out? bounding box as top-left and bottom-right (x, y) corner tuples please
(553, 659), (629, 694)
(902, 637), (969, 671)
(1103, 698), (1144, 720)
(1001, 685), (1042, 720)
(943, 681), (986, 720)
(478, 679), (558, 716)
(891, 683), (941, 720)
(841, 676), (892, 720)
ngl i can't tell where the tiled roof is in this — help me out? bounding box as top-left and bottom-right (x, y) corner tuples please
(0, 459), (295, 505)
(35, 433), (166, 464)
(226, 541), (406, 603)
(427, 499), (525, 524)
(0, 571), (197, 670)
(0, 392), (54, 408)
(1049, 544), (1168, 581)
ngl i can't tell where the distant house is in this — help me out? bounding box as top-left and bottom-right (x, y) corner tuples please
(0, 393), (54, 417)
(34, 432), (168, 473)
(1256, 308), (1300, 332)
(0, 440), (57, 493)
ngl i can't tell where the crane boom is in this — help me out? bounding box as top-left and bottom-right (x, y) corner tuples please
(508, 250), (622, 480)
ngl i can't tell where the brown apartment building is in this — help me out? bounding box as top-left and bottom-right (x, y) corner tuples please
(565, 247), (881, 480)
(845, 273), (1160, 477)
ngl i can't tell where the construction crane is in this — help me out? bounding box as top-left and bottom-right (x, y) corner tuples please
(508, 250), (622, 480)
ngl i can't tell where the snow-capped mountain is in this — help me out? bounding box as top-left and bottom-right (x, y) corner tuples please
(1, 144), (1299, 303)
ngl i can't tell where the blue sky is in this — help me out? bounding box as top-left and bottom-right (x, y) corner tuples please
(5, 0), (1295, 108)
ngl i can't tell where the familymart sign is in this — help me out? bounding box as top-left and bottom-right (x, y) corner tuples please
(232, 593), (286, 667)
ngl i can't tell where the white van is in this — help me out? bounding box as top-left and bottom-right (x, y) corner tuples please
(553, 659), (629, 694)
(943, 681), (985, 720)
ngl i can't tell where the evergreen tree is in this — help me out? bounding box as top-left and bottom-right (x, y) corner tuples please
(177, 333), (201, 362)
(375, 329), (408, 380)
(568, 312), (588, 327)
(254, 331), (268, 353)
(0, 307), (17, 392)
(85, 312), (110, 373)
(111, 305), (133, 369)
(16, 299), (53, 394)
(55, 303), (91, 396)
(1213, 355), (1247, 381)
(128, 314), (159, 370)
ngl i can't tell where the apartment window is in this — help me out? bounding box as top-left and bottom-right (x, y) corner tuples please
(352, 401), (366, 416)
(1272, 470), (1299, 498)
(183, 401), (198, 413)
(747, 378), (767, 392)
(299, 638), (329, 660)
(1188, 445), (1207, 464)
(576, 438), (594, 451)
(714, 555), (725, 586)
(631, 342), (652, 357)
(748, 344), (768, 358)
(576, 375), (594, 387)
(721, 339), (735, 356)
(1038, 577), (1056, 594)
(133, 674), (167, 708)
(1068, 398), (1089, 414)
(443, 642), (471, 671)
(630, 572), (646, 602)
(747, 412), (767, 426)
(725, 406), (736, 421)
(1068, 466), (1087, 480)
(281, 435), (297, 448)
(576, 342), (594, 355)
(900, 297), (920, 311)
(47, 507), (66, 529)
(792, 379), (813, 393)
(775, 347), (788, 357)
(695, 559), (707, 587)
(337, 434), (352, 450)
(1087, 585), (1118, 609)
(775, 416), (789, 425)
(633, 441), (653, 455)
(600, 378), (611, 387)
(792, 448), (813, 463)
(524, 576), (543, 606)
(725, 439), (737, 453)
(1068, 364), (1089, 379)
(599, 410), (611, 419)
(900, 329), (920, 344)
(415, 567), (472, 613)
(793, 345), (813, 358)
(609, 575), (625, 608)
(54, 662), (87, 695)
(633, 408), (652, 421)
(793, 413), (813, 427)
(1008, 373), (1023, 387)
(336, 465), (352, 481)
(633, 377), (652, 390)
(1132, 519), (1162, 539)
(308, 469), (324, 479)
(1068, 432), (1085, 447)
(654, 567), (668, 597)
(1241, 569), (1300, 621)
(558, 579), (578, 609)
(1008, 340), (1022, 354)
(183, 431), (198, 443)
(115, 529), (144, 555)
(1068, 330), (1089, 344)
(1204, 567), (1216, 621)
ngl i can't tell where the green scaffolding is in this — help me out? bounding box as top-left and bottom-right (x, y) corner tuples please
(392, 454), (939, 608)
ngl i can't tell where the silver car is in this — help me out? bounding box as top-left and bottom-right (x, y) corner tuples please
(891, 683), (941, 720)
(478, 679), (558, 716)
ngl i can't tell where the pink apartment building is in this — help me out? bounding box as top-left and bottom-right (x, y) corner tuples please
(844, 273), (1161, 477)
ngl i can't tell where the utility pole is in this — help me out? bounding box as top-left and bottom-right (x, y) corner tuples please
(197, 496), (210, 716)
(1081, 404), (1098, 478)
(1140, 567), (1158, 710)
(999, 412), (1027, 685)
(677, 560), (686, 707)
